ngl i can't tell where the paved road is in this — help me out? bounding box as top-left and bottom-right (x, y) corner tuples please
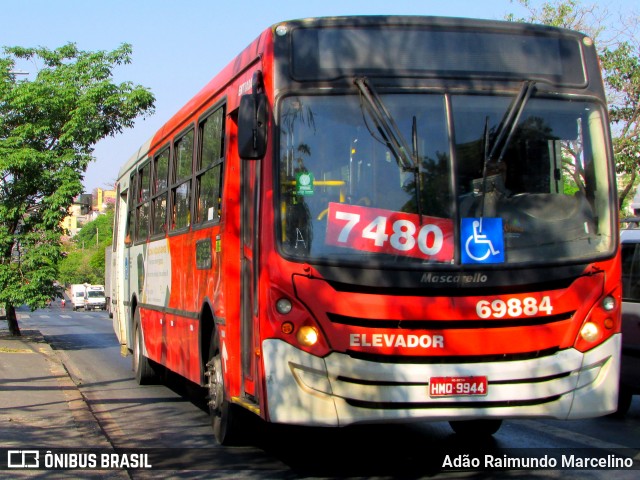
(7, 304), (640, 479)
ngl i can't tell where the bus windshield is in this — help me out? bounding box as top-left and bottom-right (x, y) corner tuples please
(277, 92), (613, 266)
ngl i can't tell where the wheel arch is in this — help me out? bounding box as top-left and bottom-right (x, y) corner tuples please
(127, 293), (139, 353)
(199, 297), (216, 386)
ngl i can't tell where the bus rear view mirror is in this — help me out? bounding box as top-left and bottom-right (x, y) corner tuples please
(238, 92), (267, 160)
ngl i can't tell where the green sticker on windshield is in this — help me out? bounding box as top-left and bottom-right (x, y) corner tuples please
(295, 171), (315, 196)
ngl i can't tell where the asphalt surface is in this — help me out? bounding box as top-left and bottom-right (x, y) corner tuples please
(0, 319), (129, 479)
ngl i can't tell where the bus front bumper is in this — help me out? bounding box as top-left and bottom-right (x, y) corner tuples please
(262, 334), (621, 426)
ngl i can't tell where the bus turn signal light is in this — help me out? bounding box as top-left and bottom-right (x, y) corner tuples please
(281, 321), (294, 335)
(297, 326), (319, 347)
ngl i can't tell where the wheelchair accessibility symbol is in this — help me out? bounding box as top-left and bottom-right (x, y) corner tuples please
(461, 218), (504, 264)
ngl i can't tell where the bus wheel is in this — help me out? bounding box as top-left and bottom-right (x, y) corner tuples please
(449, 419), (502, 436)
(205, 335), (242, 445)
(132, 310), (156, 385)
(610, 385), (632, 418)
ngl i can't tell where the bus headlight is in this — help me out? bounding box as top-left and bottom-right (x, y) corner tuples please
(574, 290), (620, 352)
(276, 298), (293, 315)
(297, 326), (319, 347)
(601, 295), (615, 311)
(270, 288), (329, 355)
(580, 322), (599, 342)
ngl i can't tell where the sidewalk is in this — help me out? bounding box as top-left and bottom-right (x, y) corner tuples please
(0, 320), (129, 478)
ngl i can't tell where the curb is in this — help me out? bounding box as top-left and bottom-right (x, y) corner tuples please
(0, 328), (114, 448)
(1, 326), (131, 479)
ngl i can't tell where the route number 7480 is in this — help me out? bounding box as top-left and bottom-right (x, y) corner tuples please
(476, 296), (553, 318)
(325, 203), (454, 262)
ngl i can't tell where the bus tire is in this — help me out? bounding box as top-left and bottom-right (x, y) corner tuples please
(610, 385), (632, 418)
(206, 332), (243, 445)
(449, 419), (502, 436)
(133, 310), (156, 385)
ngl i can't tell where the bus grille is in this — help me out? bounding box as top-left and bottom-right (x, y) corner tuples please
(327, 312), (574, 329)
(344, 347), (562, 364)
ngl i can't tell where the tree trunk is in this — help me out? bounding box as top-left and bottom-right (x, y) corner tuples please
(6, 304), (21, 336)
(619, 170), (637, 214)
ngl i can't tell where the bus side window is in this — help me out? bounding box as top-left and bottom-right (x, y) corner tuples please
(195, 105), (225, 224)
(113, 183), (121, 249)
(136, 162), (151, 241)
(152, 148), (170, 235)
(123, 175), (134, 246)
(171, 129), (194, 231)
(172, 183), (191, 230)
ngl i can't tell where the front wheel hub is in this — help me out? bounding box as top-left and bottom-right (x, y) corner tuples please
(205, 356), (224, 411)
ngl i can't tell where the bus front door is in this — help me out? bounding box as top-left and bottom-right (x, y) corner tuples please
(240, 155), (260, 404)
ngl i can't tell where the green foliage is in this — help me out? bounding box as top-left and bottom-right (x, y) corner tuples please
(505, 0), (604, 38)
(0, 42), (154, 328)
(58, 210), (113, 286)
(73, 210), (113, 249)
(601, 42), (640, 172)
(507, 0), (640, 214)
(58, 249), (96, 285)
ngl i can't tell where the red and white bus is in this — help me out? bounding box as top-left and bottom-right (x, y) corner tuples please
(109, 16), (621, 444)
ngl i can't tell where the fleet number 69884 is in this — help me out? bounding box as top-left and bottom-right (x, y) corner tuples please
(476, 296), (553, 318)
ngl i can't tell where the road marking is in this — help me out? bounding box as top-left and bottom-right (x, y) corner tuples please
(60, 315), (72, 318)
(0, 347), (34, 354)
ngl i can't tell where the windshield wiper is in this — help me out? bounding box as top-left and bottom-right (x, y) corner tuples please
(411, 115), (424, 220)
(354, 77), (417, 172)
(478, 81), (535, 218)
(485, 80), (536, 168)
(354, 77), (424, 220)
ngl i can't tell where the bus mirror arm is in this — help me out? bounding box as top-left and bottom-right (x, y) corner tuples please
(238, 71), (268, 160)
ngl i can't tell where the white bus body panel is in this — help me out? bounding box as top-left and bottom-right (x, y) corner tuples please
(111, 138), (152, 351)
(262, 335), (620, 426)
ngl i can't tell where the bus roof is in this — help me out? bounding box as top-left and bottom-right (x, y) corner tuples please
(115, 15), (593, 185)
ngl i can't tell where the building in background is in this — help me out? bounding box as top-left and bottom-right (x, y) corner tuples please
(61, 188), (115, 238)
(93, 188), (116, 213)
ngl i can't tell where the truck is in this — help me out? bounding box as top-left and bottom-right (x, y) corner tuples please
(85, 285), (107, 311)
(70, 284), (87, 311)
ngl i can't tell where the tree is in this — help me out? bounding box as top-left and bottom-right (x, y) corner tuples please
(58, 210), (114, 286)
(0, 43), (154, 336)
(507, 0), (640, 213)
(602, 42), (640, 209)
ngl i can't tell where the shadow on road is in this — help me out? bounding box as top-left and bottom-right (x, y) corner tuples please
(154, 370), (509, 478)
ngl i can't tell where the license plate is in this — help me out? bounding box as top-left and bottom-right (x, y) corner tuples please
(429, 376), (488, 397)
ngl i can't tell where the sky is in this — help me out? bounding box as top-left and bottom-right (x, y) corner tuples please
(1, 0), (637, 192)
